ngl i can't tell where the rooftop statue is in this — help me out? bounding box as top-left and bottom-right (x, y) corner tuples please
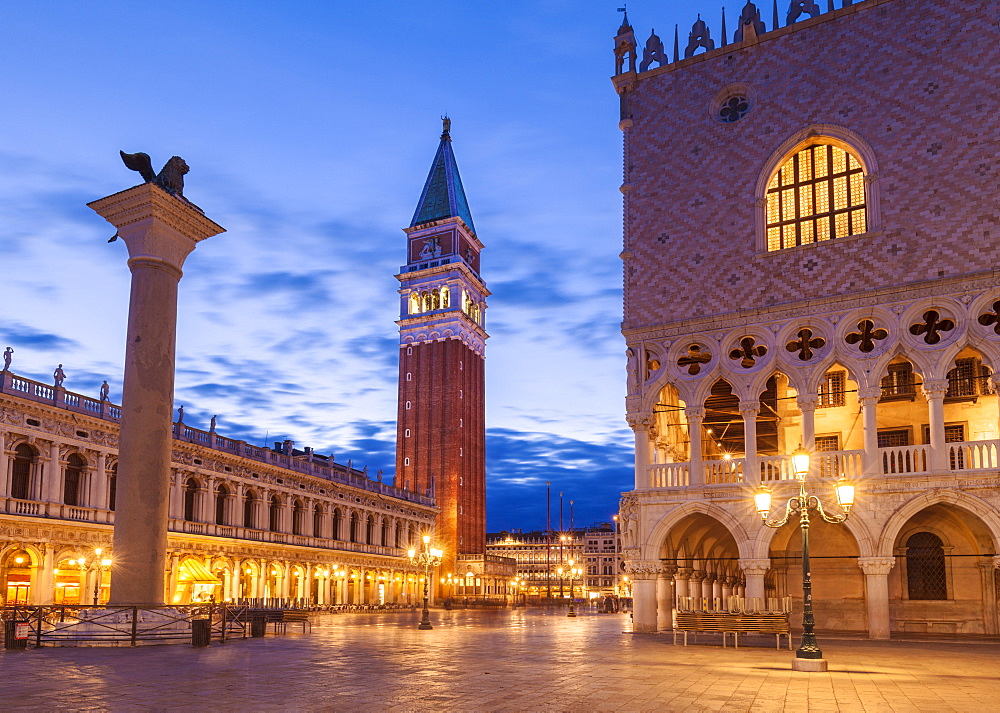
(120, 150), (190, 197)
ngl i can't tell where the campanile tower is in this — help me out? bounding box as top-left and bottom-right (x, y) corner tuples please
(396, 119), (488, 570)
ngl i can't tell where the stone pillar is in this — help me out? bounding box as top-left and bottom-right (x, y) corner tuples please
(231, 560), (242, 602)
(166, 553), (180, 605)
(656, 565), (676, 630)
(90, 183), (223, 607)
(858, 386), (881, 476)
(740, 403), (760, 484)
(978, 558), (999, 636)
(631, 569), (658, 633)
(711, 573), (723, 602)
(630, 417), (652, 489)
(46, 441), (62, 503)
(674, 567), (691, 607)
(689, 570), (706, 604)
(796, 394), (818, 453)
(92, 452), (107, 509)
(701, 572), (715, 601)
(35, 547), (55, 605)
(305, 566), (314, 605)
(922, 379), (949, 472)
(686, 407), (705, 486)
(721, 576), (735, 603)
(0, 430), (9, 497)
(858, 557), (895, 640)
(202, 476), (216, 523)
(740, 558), (770, 605)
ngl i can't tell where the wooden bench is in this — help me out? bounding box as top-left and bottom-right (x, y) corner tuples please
(673, 611), (790, 650)
(273, 610), (311, 634)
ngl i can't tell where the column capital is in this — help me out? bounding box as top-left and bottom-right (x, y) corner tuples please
(857, 385), (882, 402)
(684, 406), (706, 421)
(796, 394), (819, 411)
(688, 570), (706, 583)
(623, 560), (662, 579)
(659, 562), (678, 577)
(626, 414), (652, 432)
(738, 402), (760, 417)
(858, 556), (896, 576)
(674, 567), (693, 579)
(921, 378), (950, 399)
(738, 558), (770, 576)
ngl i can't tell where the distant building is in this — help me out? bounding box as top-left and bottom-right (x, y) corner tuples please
(487, 525), (623, 600)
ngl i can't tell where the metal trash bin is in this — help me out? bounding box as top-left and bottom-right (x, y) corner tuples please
(250, 614), (267, 638)
(191, 618), (212, 647)
(4, 620), (29, 650)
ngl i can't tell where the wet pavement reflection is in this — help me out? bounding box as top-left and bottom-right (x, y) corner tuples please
(1, 608), (997, 711)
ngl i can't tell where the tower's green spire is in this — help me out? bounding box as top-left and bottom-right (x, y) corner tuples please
(410, 117), (476, 234)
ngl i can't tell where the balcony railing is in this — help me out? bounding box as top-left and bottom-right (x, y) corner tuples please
(646, 440), (1000, 488)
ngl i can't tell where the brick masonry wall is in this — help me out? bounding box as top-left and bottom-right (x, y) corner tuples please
(620, 0), (999, 334)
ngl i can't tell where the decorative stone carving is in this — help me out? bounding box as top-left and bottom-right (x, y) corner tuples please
(786, 0), (821, 24)
(120, 150), (190, 198)
(786, 328), (825, 361)
(909, 310), (954, 344)
(639, 29), (668, 71)
(738, 558), (771, 576)
(684, 15), (715, 58)
(677, 344), (711, 375)
(734, 1), (766, 41)
(729, 336), (767, 368)
(624, 560), (662, 578)
(845, 319), (888, 353)
(857, 557), (895, 576)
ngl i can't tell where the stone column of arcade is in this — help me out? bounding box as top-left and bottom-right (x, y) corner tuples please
(89, 178), (224, 607)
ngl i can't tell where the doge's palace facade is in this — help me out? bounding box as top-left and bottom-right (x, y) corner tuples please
(614, 0), (1000, 637)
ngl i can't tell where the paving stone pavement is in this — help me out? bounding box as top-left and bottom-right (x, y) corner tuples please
(1, 608), (997, 712)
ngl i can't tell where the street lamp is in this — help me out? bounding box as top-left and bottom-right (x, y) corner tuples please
(408, 535), (442, 630)
(69, 547), (113, 605)
(754, 445), (855, 671)
(559, 560), (583, 617)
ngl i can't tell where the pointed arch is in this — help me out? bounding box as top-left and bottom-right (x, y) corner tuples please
(877, 489), (1000, 557)
(644, 500), (755, 560)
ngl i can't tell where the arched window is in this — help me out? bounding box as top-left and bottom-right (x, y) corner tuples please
(333, 508), (343, 540)
(292, 499), (305, 536)
(64, 454), (85, 506)
(313, 504), (324, 538)
(215, 484), (228, 525)
(243, 491), (256, 528)
(906, 531), (947, 600)
(183, 479), (199, 521)
(409, 294), (421, 314)
(108, 464), (117, 511)
(269, 495), (282, 532)
(765, 142), (867, 251)
(12, 444), (34, 500)
(440, 286), (450, 308)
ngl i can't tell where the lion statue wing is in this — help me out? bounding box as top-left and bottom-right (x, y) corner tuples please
(119, 150), (156, 183)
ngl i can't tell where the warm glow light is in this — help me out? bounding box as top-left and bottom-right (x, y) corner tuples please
(101, 559), (112, 566)
(835, 477), (856, 510)
(723, 453), (732, 461)
(407, 549), (416, 558)
(95, 548), (103, 556)
(755, 489), (772, 518)
(791, 444), (810, 479)
(422, 534), (431, 544)
(15, 556), (25, 564)
(430, 548), (442, 558)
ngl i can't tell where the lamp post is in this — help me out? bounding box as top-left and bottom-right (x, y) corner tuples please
(754, 445), (855, 672)
(560, 561), (583, 617)
(408, 535), (442, 630)
(69, 547), (113, 605)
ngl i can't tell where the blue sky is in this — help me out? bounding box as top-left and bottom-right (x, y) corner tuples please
(0, 1), (707, 530)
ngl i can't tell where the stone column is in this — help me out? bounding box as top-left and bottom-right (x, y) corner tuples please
(656, 565), (676, 630)
(674, 567), (691, 607)
(166, 553), (180, 605)
(686, 407), (705, 486)
(231, 560), (242, 602)
(922, 379), (949, 472)
(90, 183), (223, 607)
(91, 452), (107, 510)
(978, 558), (999, 636)
(858, 386), (881, 476)
(0, 430), (10, 497)
(630, 566), (658, 633)
(739, 558), (770, 605)
(630, 417), (652, 489)
(46, 441), (62, 503)
(740, 402), (760, 484)
(796, 394), (818, 454)
(689, 570), (706, 604)
(858, 557), (895, 640)
(36, 547), (55, 605)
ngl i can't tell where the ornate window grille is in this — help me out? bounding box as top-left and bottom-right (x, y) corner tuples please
(817, 370), (846, 408)
(905, 531), (948, 600)
(766, 144), (867, 251)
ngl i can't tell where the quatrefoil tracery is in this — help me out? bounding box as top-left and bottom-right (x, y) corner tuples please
(845, 320), (888, 353)
(729, 337), (767, 369)
(978, 301), (1000, 335)
(677, 344), (712, 375)
(785, 328), (826, 361)
(909, 310), (955, 345)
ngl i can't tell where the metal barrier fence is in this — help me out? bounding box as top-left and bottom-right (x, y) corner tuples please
(1, 604), (250, 647)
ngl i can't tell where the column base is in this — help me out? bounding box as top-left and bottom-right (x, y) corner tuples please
(791, 657), (828, 672)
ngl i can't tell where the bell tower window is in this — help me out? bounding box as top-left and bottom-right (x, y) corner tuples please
(765, 143), (867, 251)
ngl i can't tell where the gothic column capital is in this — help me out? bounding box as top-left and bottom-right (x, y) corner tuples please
(857, 386), (882, 403)
(738, 402), (760, 418)
(796, 394), (819, 411)
(739, 558), (770, 576)
(921, 379), (949, 399)
(858, 557), (896, 576)
(685, 406), (706, 421)
(627, 415), (652, 432)
(659, 563), (678, 578)
(675, 567), (693, 579)
(689, 570), (706, 583)
(623, 560), (661, 579)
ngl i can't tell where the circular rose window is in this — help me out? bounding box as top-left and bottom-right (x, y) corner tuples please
(719, 95), (750, 123)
